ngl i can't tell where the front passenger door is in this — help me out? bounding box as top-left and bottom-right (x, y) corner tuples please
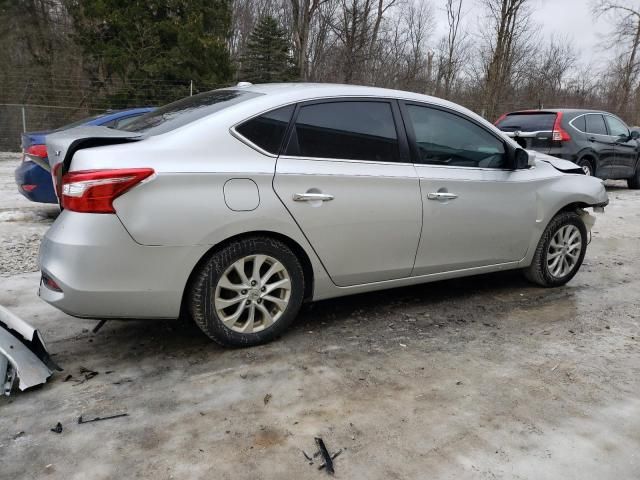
(585, 114), (616, 178)
(605, 114), (638, 178)
(402, 103), (536, 275)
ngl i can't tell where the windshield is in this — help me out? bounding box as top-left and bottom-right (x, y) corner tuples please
(120, 89), (261, 135)
(496, 112), (557, 132)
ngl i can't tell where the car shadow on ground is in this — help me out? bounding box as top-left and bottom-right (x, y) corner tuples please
(64, 269), (538, 361)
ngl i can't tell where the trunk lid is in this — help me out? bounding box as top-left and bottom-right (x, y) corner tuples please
(495, 112), (558, 154)
(46, 126), (143, 200)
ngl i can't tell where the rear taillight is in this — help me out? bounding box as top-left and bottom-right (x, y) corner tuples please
(25, 144), (48, 159)
(61, 168), (154, 213)
(552, 112), (571, 142)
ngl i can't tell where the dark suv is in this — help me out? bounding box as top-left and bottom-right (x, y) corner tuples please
(495, 109), (640, 188)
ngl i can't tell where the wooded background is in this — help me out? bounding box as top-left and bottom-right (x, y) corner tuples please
(1, 0), (639, 150)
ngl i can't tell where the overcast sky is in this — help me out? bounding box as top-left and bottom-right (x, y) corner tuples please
(431, 0), (617, 67)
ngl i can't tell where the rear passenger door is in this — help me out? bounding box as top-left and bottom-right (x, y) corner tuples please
(584, 113), (616, 178)
(273, 99), (422, 287)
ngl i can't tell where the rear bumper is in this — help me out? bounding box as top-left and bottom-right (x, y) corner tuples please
(38, 211), (209, 319)
(14, 160), (57, 204)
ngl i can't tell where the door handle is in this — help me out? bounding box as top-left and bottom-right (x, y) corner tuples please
(293, 192), (335, 202)
(588, 136), (596, 142)
(427, 192), (458, 201)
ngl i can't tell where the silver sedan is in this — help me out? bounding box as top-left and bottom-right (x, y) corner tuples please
(41, 83), (608, 347)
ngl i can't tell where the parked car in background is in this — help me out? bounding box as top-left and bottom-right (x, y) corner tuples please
(495, 109), (640, 188)
(41, 84), (607, 347)
(15, 107), (154, 203)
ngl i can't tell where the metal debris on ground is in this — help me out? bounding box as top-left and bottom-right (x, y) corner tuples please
(77, 413), (128, 424)
(50, 422), (63, 434)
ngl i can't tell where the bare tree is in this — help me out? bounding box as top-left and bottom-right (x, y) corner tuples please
(593, 1), (640, 119)
(435, 0), (467, 99)
(479, 0), (532, 120)
(290, 0), (333, 79)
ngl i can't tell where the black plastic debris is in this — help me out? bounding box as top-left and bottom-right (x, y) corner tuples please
(77, 413), (128, 424)
(73, 367), (98, 386)
(92, 320), (107, 334)
(50, 422), (63, 434)
(315, 437), (335, 475)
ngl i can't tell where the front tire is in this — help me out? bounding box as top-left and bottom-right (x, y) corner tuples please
(524, 212), (587, 287)
(576, 158), (594, 176)
(189, 237), (305, 347)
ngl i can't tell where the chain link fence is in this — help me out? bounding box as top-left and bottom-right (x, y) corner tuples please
(0, 73), (224, 151)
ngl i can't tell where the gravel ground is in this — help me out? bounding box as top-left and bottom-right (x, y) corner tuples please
(1, 153), (639, 480)
(0, 153), (59, 276)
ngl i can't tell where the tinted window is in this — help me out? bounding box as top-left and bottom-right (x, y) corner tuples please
(585, 114), (608, 135)
(606, 115), (628, 137)
(496, 113), (556, 132)
(236, 105), (294, 154)
(572, 115), (586, 132)
(288, 101), (400, 162)
(121, 89), (261, 135)
(407, 105), (506, 168)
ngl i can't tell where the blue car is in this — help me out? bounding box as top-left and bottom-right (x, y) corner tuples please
(15, 107), (154, 203)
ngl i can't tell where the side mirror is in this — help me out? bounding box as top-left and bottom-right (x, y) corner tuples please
(630, 129), (640, 140)
(513, 148), (530, 169)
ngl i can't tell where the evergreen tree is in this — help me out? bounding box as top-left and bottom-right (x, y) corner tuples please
(240, 16), (297, 83)
(66, 0), (233, 104)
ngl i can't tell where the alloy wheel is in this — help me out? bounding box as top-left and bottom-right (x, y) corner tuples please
(546, 224), (582, 278)
(214, 254), (291, 333)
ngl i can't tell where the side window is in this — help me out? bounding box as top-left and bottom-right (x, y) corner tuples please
(585, 114), (608, 135)
(287, 101), (400, 162)
(572, 115), (586, 132)
(406, 105), (506, 168)
(236, 105), (294, 154)
(605, 115), (629, 137)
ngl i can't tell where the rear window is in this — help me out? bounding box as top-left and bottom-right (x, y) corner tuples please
(496, 113), (557, 132)
(120, 89), (261, 135)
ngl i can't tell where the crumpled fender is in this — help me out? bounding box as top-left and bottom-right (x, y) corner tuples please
(530, 151), (584, 174)
(0, 305), (61, 395)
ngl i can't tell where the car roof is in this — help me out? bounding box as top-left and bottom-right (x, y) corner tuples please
(504, 108), (611, 115)
(230, 82), (496, 131)
(237, 82), (458, 106)
(89, 107), (155, 125)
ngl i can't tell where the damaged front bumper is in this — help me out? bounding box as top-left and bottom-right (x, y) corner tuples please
(0, 305), (61, 395)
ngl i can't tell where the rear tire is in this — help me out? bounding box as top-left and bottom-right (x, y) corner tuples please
(523, 212), (587, 287)
(576, 158), (594, 176)
(189, 237), (305, 347)
(628, 164), (640, 189)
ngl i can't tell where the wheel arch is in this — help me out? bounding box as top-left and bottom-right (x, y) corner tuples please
(179, 230), (315, 318)
(576, 151), (598, 172)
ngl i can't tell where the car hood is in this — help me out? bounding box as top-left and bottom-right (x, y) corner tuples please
(530, 151), (583, 174)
